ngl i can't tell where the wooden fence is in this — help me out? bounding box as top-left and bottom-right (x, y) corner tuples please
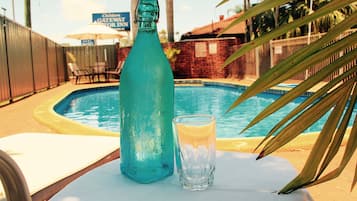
(270, 29), (356, 81)
(64, 45), (118, 73)
(1, 12), (354, 106)
(0, 15), (66, 105)
(0, 15), (119, 106)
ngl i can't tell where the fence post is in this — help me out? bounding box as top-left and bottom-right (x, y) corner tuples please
(255, 47), (259, 77)
(45, 39), (50, 89)
(269, 40), (274, 68)
(29, 31), (36, 92)
(55, 44), (59, 86)
(2, 15), (13, 103)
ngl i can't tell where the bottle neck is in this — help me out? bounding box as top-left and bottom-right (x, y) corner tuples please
(136, 0), (159, 32)
(138, 21), (157, 32)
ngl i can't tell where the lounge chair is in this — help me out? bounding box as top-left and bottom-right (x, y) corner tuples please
(0, 133), (119, 201)
(106, 60), (124, 81)
(67, 63), (92, 84)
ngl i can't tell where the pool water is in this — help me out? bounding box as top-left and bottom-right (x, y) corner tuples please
(54, 85), (356, 138)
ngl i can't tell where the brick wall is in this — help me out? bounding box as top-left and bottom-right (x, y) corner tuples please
(118, 31), (356, 81)
(117, 37), (258, 79)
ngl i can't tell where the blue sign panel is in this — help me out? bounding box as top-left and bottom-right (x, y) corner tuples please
(81, 39), (95, 46)
(92, 12), (130, 31)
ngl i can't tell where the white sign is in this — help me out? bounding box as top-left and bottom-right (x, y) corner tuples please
(274, 46), (282, 54)
(209, 43), (217, 54)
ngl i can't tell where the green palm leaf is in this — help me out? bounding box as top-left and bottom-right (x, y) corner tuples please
(242, 33), (357, 135)
(257, 79), (354, 158)
(304, 117), (357, 187)
(222, 0), (356, 69)
(278, 80), (356, 193)
(217, 0), (291, 29)
(219, 0), (357, 193)
(310, 83), (357, 184)
(254, 53), (357, 151)
(216, 0), (230, 7)
(227, 10), (357, 112)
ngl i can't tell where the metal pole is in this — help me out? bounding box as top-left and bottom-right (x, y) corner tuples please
(12, 0), (15, 20)
(24, 0), (31, 28)
(131, 0), (138, 40)
(306, 0), (313, 80)
(2, 8), (14, 102)
(166, 0), (174, 42)
(307, 0), (313, 45)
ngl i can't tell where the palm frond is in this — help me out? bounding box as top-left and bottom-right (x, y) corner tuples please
(257, 78), (355, 159)
(218, 0), (293, 37)
(278, 80), (356, 194)
(316, 85), (357, 176)
(220, 0), (357, 193)
(294, 115), (357, 190)
(254, 55), (357, 151)
(353, 158), (357, 190)
(241, 33), (357, 134)
(227, 10), (357, 112)
(308, 83), (357, 184)
(216, 0), (231, 7)
(222, 0), (356, 69)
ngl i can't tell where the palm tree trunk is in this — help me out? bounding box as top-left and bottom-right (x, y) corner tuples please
(243, 0), (248, 42)
(243, 0), (252, 42)
(247, 0), (253, 40)
(166, 0), (174, 42)
(131, 0), (139, 40)
(24, 0), (31, 28)
(274, 6), (279, 29)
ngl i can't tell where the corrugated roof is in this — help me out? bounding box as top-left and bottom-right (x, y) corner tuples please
(189, 12), (246, 35)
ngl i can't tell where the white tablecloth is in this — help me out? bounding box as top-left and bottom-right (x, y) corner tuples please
(51, 151), (313, 201)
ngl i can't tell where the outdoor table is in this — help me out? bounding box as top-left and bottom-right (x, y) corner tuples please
(50, 151), (313, 201)
(88, 62), (108, 83)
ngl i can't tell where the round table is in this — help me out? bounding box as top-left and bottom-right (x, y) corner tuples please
(50, 151), (313, 201)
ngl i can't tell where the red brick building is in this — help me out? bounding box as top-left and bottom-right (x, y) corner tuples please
(118, 13), (256, 79)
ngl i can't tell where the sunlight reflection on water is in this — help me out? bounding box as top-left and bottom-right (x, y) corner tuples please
(55, 85), (356, 138)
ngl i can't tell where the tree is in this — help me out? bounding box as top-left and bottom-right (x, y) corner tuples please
(218, 0), (357, 193)
(166, 0), (174, 42)
(313, 0), (357, 33)
(250, 1), (311, 38)
(158, 29), (168, 43)
(283, 1), (310, 35)
(24, 0), (31, 28)
(251, 8), (275, 38)
(243, 0), (253, 41)
(131, 0), (139, 40)
(249, 0), (356, 39)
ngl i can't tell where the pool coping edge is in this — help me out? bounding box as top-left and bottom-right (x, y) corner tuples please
(33, 80), (351, 152)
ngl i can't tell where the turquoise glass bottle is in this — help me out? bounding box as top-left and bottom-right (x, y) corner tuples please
(119, 0), (174, 183)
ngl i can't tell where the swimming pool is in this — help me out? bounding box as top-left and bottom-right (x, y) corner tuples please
(54, 82), (356, 138)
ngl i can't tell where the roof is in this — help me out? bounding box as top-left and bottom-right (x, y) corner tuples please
(188, 12), (246, 36)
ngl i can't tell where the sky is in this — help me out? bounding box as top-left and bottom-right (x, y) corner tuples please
(0, 0), (258, 45)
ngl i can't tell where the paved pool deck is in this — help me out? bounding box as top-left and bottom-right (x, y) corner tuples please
(0, 79), (355, 201)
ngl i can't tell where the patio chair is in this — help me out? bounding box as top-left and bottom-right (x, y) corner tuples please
(68, 63), (92, 84)
(106, 60), (124, 81)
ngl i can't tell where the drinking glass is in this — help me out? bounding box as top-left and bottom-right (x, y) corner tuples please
(172, 114), (216, 191)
